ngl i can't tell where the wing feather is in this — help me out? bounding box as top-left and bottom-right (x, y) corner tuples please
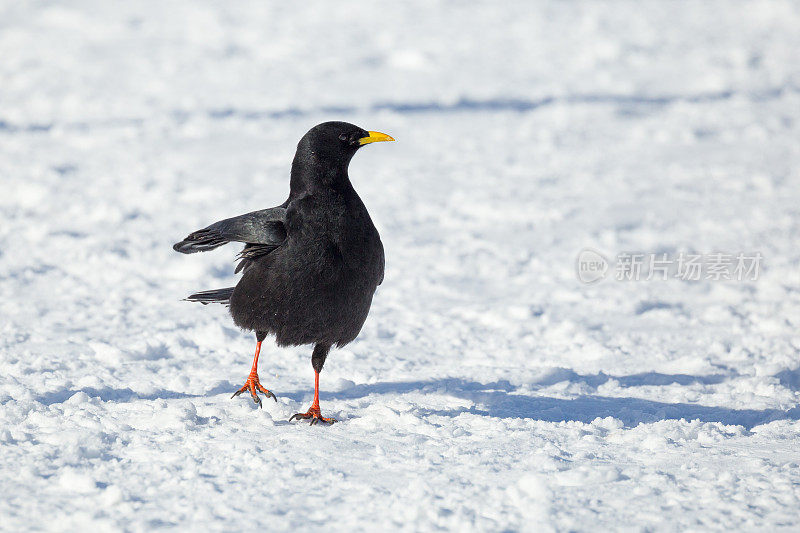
(173, 207), (287, 254)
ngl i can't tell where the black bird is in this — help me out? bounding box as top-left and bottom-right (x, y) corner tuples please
(173, 121), (393, 424)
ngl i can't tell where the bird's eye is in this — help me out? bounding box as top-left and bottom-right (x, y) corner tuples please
(339, 133), (348, 142)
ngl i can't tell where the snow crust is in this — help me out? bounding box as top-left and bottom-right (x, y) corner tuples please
(1, 1), (799, 530)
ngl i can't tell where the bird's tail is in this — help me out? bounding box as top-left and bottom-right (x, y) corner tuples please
(184, 287), (235, 305)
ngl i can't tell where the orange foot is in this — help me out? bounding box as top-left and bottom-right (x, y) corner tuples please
(289, 406), (336, 425)
(231, 372), (277, 408)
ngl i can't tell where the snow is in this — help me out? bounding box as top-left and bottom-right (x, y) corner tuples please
(2, 1), (800, 530)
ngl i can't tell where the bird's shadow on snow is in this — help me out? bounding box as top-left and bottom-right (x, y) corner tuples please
(316, 373), (800, 430)
(34, 371), (800, 431)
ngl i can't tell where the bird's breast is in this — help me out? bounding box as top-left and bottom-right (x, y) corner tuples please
(286, 190), (382, 286)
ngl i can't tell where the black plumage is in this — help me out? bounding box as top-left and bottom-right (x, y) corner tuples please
(173, 121), (394, 423)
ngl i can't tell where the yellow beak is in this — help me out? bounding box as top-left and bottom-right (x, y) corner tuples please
(358, 131), (395, 145)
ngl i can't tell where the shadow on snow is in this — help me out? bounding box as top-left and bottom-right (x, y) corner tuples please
(302, 369), (800, 430)
(33, 381), (236, 406)
(310, 374), (799, 430)
(3, 85), (796, 134)
(30, 372), (800, 430)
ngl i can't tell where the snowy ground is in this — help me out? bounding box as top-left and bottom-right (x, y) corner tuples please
(2, 1), (800, 531)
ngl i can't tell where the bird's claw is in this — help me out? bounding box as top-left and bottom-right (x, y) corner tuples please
(231, 373), (277, 408)
(289, 406), (336, 425)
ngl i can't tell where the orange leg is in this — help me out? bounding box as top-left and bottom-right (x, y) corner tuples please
(231, 340), (277, 408)
(289, 371), (336, 425)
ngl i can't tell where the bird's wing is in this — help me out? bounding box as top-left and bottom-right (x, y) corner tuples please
(173, 207), (287, 254)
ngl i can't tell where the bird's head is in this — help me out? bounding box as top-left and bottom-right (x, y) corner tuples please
(294, 121), (394, 180)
